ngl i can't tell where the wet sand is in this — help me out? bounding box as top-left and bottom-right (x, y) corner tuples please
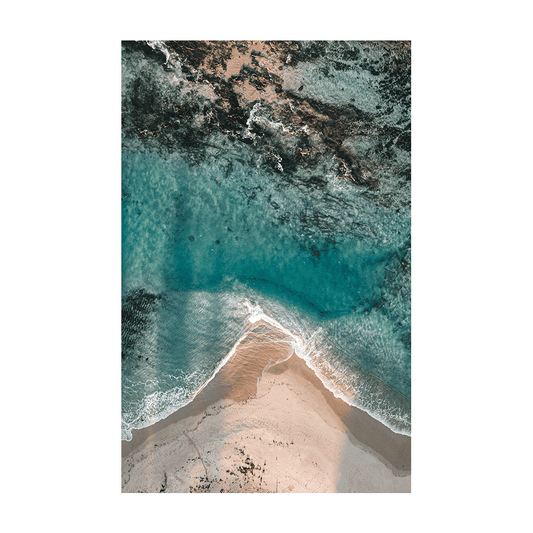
(122, 321), (411, 493)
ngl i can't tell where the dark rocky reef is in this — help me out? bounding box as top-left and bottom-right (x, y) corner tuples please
(121, 289), (162, 360)
(121, 41), (411, 206)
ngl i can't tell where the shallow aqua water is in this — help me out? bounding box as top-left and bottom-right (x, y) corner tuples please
(122, 147), (411, 439)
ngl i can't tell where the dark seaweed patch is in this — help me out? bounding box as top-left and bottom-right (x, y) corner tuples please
(121, 289), (162, 359)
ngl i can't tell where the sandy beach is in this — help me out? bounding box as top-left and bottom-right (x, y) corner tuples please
(122, 320), (411, 493)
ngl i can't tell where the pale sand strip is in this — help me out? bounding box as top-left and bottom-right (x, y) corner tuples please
(122, 322), (411, 493)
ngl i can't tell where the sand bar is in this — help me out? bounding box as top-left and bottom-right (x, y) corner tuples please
(122, 321), (411, 493)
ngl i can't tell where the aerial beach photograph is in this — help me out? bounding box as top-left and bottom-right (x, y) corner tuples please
(121, 40), (411, 493)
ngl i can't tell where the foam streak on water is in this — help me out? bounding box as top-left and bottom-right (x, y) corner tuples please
(122, 294), (410, 440)
(246, 301), (410, 436)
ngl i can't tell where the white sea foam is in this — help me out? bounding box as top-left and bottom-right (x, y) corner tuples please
(245, 300), (410, 436)
(122, 294), (410, 440)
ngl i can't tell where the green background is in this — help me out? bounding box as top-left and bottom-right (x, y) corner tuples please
(1, 0), (531, 531)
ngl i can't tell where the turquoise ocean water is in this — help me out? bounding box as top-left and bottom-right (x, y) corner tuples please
(122, 41), (411, 440)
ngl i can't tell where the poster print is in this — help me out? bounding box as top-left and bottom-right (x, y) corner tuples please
(121, 41), (411, 493)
